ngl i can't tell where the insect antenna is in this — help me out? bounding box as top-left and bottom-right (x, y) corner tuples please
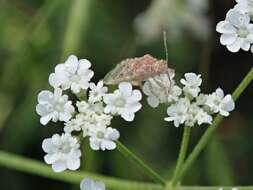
(163, 31), (169, 65)
(163, 31), (172, 92)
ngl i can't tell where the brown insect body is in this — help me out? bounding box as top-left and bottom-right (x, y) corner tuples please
(103, 54), (168, 85)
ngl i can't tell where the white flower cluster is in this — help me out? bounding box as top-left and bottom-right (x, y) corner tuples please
(36, 55), (142, 172)
(142, 72), (235, 127)
(216, 0), (253, 53)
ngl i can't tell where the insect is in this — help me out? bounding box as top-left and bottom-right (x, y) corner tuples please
(103, 54), (172, 86)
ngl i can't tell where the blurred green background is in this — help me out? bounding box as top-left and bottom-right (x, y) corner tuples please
(0, 0), (253, 189)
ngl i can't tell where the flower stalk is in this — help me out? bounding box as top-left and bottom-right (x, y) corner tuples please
(1, 150), (253, 190)
(61, 0), (91, 58)
(116, 141), (166, 185)
(0, 150), (161, 190)
(175, 67), (253, 184)
(170, 126), (191, 186)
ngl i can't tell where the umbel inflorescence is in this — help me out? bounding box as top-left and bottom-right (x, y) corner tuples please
(36, 54), (235, 174)
(36, 55), (143, 172)
(144, 72), (235, 127)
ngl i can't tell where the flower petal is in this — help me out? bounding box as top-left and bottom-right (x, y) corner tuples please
(216, 21), (236, 34)
(80, 178), (95, 190)
(240, 40), (251, 51)
(128, 90), (142, 102)
(119, 82), (132, 96)
(40, 114), (53, 125)
(42, 138), (53, 152)
(226, 38), (243, 52)
(52, 162), (66, 172)
(66, 159), (80, 170)
(226, 9), (250, 28)
(38, 90), (52, 103)
(65, 55), (79, 73)
(223, 95), (235, 112)
(220, 34), (237, 45)
(147, 96), (159, 108)
(79, 59), (91, 70)
(121, 110), (135, 121)
(48, 73), (63, 88)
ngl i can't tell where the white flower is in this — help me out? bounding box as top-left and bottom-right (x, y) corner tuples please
(142, 72), (181, 107)
(80, 178), (106, 190)
(36, 88), (75, 125)
(89, 81), (108, 103)
(216, 9), (253, 52)
(77, 101), (108, 116)
(89, 125), (120, 151)
(194, 106), (213, 125)
(71, 101), (113, 137)
(205, 88), (235, 116)
(184, 102), (212, 127)
(76, 101), (112, 130)
(180, 73), (202, 98)
(167, 85), (182, 103)
(42, 133), (81, 172)
(64, 116), (83, 134)
(49, 55), (94, 94)
(165, 98), (212, 127)
(196, 93), (208, 106)
(76, 101), (90, 113)
(103, 82), (142, 121)
(142, 70), (182, 107)
(164, 98), (190, 127)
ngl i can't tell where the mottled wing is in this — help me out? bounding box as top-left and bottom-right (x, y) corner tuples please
(103, 54), (168, 85)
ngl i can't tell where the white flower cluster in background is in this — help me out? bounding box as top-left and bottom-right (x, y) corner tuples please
(36, 55), (142, 172)
(134, 0), (210, 43)
(216, 0), (253, 53)
(142, 72), (235, 127)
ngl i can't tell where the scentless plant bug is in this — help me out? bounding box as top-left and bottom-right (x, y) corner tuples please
(103, 54), (173, 86)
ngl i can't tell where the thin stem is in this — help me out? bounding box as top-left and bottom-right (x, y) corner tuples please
(1, 151), (253, 190)
(61, 0), (91, 58)
(116, 141), (166, 186)
(170, 126), (191, 186)
(0, 150), (161, 190)
(175, 68), (253, 183)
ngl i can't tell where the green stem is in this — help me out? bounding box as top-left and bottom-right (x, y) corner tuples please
(176, 68), (253, 184)
(61, 0), (91, 58)
(170, 126), (191, 186)
(0, 150), (160, 190)
(116, 141), (166, 186)
(1, 150), (253, 190)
